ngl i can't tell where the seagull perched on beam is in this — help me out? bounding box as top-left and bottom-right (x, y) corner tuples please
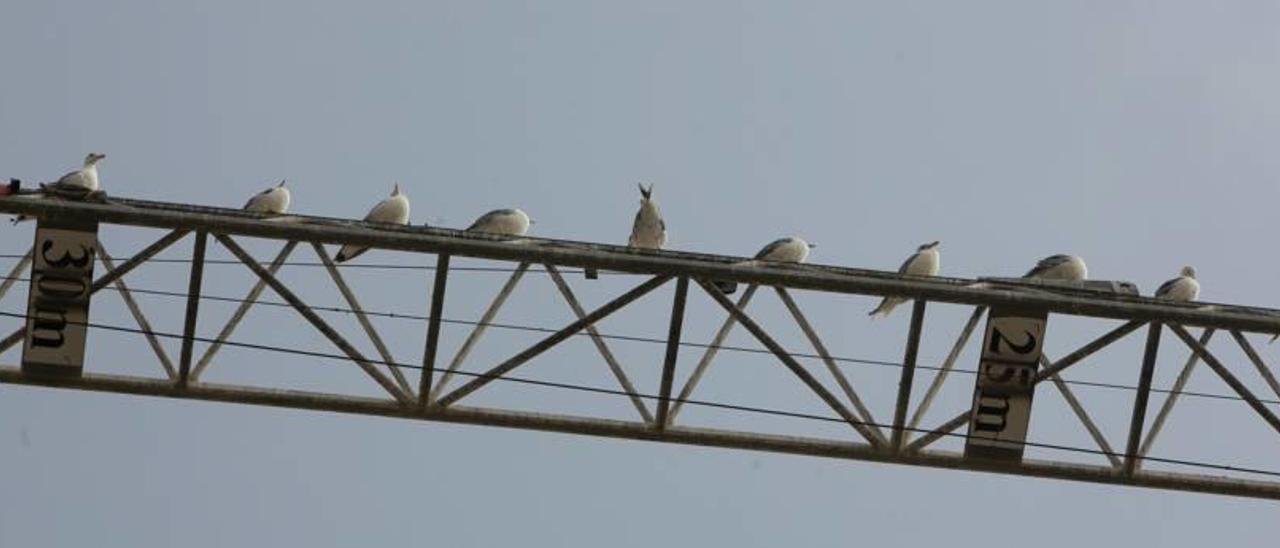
(628, 183), (666, 249)
(334, 183), (410, 263)
(869, 241), (941, 318)
(49, 152), (105, 192)
(242, 180), (291, 214)
(586, 183), (668, 280)
(1023, 254), (1088, 281)
(1154, 266), (1199, 302)
(466, 208), (532, 237)
(713, 236), (815, 294)
(11, 152), (105, 224)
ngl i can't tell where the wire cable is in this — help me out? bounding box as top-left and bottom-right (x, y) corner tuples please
(0, 308), (1277, 480)
(1, 272), (1276, 407)
(0, 252), (594, 274)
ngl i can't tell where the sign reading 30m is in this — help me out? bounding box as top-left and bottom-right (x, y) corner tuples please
(22, 218), (98, 377)
(964, 307), (1048, 463)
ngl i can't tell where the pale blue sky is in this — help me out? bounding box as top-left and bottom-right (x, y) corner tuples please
(3, 1), (1280, 546)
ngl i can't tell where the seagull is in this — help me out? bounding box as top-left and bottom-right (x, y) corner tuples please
(713, 236), (815, 294)
(869, 241), (941, 318)
(1154, 266), (1199, 302)
(242, 180), (291, 214)
(586, 183), (667, 280)
(334, 183), (411, 263)
(11, 153), (105, 224)
(49, 152), (105, 192)
(1023, 254), (1088, 281)
(466, 208), (532, 236)
(628, 183), (666, 249)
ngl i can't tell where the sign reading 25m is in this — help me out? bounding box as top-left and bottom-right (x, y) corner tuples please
(23, 218), (98, 377)
(964, 307), (1049, 463)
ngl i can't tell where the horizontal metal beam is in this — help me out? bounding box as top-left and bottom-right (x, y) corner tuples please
(1, 366), (1277, 501)
(3, 197), (1279, 333)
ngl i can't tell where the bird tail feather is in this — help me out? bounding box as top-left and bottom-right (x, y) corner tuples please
(335, 245), (367, 263)
(869, 297), (903, 318)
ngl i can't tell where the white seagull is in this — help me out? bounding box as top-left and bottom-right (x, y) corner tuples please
(628, 183), (666, 249)
(50, 152), (106, 192)
(869, 240), (941, 318)
(1154, 266), (1199, 302)
(11, 152), (106, 224)
(714, 236), (815, 294)
(466, 208), (532, 236)
(334, 183), (411, 263)
(1024, 254), (1088, 281)
(753, 236), (815, 263)
(242, 180), (291, 214)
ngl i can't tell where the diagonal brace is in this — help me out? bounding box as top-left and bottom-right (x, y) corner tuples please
(1043, 354), (1121, 468)
(1231, 330), (1280, 400)
(437, 275), (672, 407)
(429, 262), (530, 402)
(1169, 323), (1280, 436)
(776, 287), (887, 445)
(906, 319), (1146, 453)
(696, 280), (882, 448)
(907, 306), (986, 433)
(216, 234), (412, 405)
(313, 243), (415, 397)
(96, 240), (178, 380)
(190, 241), (297, 382)
(1139, 328), (1214, 459)
(545, 264), (653, 424)
(0, 248), (33, 303)
(0, 230), (190, 356)
(668, 284), (759, 422)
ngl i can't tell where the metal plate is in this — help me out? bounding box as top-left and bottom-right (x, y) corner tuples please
(22, 219), (98, 376)
(965, 307), (1048, 462)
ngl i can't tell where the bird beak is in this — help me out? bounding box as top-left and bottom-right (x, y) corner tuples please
(278, 179), (286, 187)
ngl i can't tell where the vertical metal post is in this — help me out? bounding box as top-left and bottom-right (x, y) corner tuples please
(429, 263), (529, 401)
(668, 284), (759, 421)
(1124, 322), (1162, 475)
(190, 241), (297, 382)
(420, 254), (450, 408)
(907, 306), (986, 433)
(655, 277), (689, 430)
(1139, 328), (1214, 458)
(177, 231), (207, 387)
(891, 299), (928, 451)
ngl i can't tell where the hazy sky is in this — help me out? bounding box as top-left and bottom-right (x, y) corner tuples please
(3, 2), (1280, 546)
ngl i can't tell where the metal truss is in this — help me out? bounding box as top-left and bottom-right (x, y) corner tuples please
(3, 196), (1280, 500)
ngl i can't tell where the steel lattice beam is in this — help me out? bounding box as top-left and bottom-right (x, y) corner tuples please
(4, 195), (1280, 501)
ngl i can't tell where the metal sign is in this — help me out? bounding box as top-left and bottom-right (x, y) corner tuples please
(22, 218), (98, 377)
(965, 307), (1048, 462)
